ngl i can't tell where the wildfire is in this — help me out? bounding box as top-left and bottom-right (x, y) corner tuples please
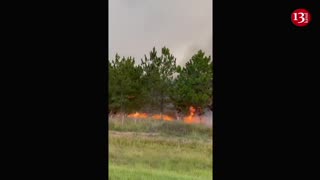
(127, 112), (174, 121)
(127, 106), (205, 124)
(184, 106), (200, 124)
(127, 112), (148, 119)
(152, 114), (174, 121)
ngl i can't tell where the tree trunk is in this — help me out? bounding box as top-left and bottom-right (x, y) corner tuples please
(149, 87), (154, 113)
(121, 113), (124, 126)
(197, 107), (202, 124)
(160, 90), (164, 121)
(109, 110), (113, 119)
(120, 92), (125, 126)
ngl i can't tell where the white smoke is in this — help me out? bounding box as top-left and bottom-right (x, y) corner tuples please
(202, 108), (213, 128)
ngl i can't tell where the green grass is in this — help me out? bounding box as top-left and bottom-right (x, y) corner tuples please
(109, 165), (211, 180)
(109, 118), (213, 180)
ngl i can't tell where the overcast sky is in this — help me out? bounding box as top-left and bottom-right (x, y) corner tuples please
(109, 0), (212, 66)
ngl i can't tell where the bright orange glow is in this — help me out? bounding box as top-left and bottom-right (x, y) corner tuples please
(127, 106), (205, 124)
(152, 114), (174, 121)
(183, 106), (200, 124)
(127, 112), (148, 119)
(127, 112), (174, 121)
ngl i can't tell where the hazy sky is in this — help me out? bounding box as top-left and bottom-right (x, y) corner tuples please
(109, 0), (212, 66)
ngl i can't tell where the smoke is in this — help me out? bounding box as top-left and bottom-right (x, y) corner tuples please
(202, 108), (213, 127)
(109, 0), (212, 67)
(175, 37), (212, 67)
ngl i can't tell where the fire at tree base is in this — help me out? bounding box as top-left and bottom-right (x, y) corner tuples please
(111, 106), (213, 127)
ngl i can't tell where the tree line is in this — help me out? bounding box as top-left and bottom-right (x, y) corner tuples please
(109, 46), (213, 118)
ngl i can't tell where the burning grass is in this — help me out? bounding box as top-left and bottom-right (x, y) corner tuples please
(125, 106), (212, 125)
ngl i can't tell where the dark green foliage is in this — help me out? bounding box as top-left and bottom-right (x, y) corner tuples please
(140, 47), (177, 114)
(170, 50), (213, 114)
(109, 54), (144, 114)
(109, 48), (213, 116)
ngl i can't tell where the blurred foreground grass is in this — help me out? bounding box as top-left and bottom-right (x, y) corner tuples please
(109, 118), (213, 180)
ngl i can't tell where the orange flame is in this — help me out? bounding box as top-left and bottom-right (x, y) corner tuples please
(127, 112), (174, 121)
(183, 106), (200, 124)
(127, 112), (148, 119)
(152, 114), (174, 121)
(127, 106), (205, 124)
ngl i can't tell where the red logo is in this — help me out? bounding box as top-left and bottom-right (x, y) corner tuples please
(291, 9), (311, 27)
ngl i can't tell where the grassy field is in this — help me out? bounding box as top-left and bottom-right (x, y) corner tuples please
(109, 118), (213, 180)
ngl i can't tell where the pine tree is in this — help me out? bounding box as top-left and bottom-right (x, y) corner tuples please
(141, 47), (177, 119)
(109, 54), (144, 124)
(170, 50), (213, 116)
